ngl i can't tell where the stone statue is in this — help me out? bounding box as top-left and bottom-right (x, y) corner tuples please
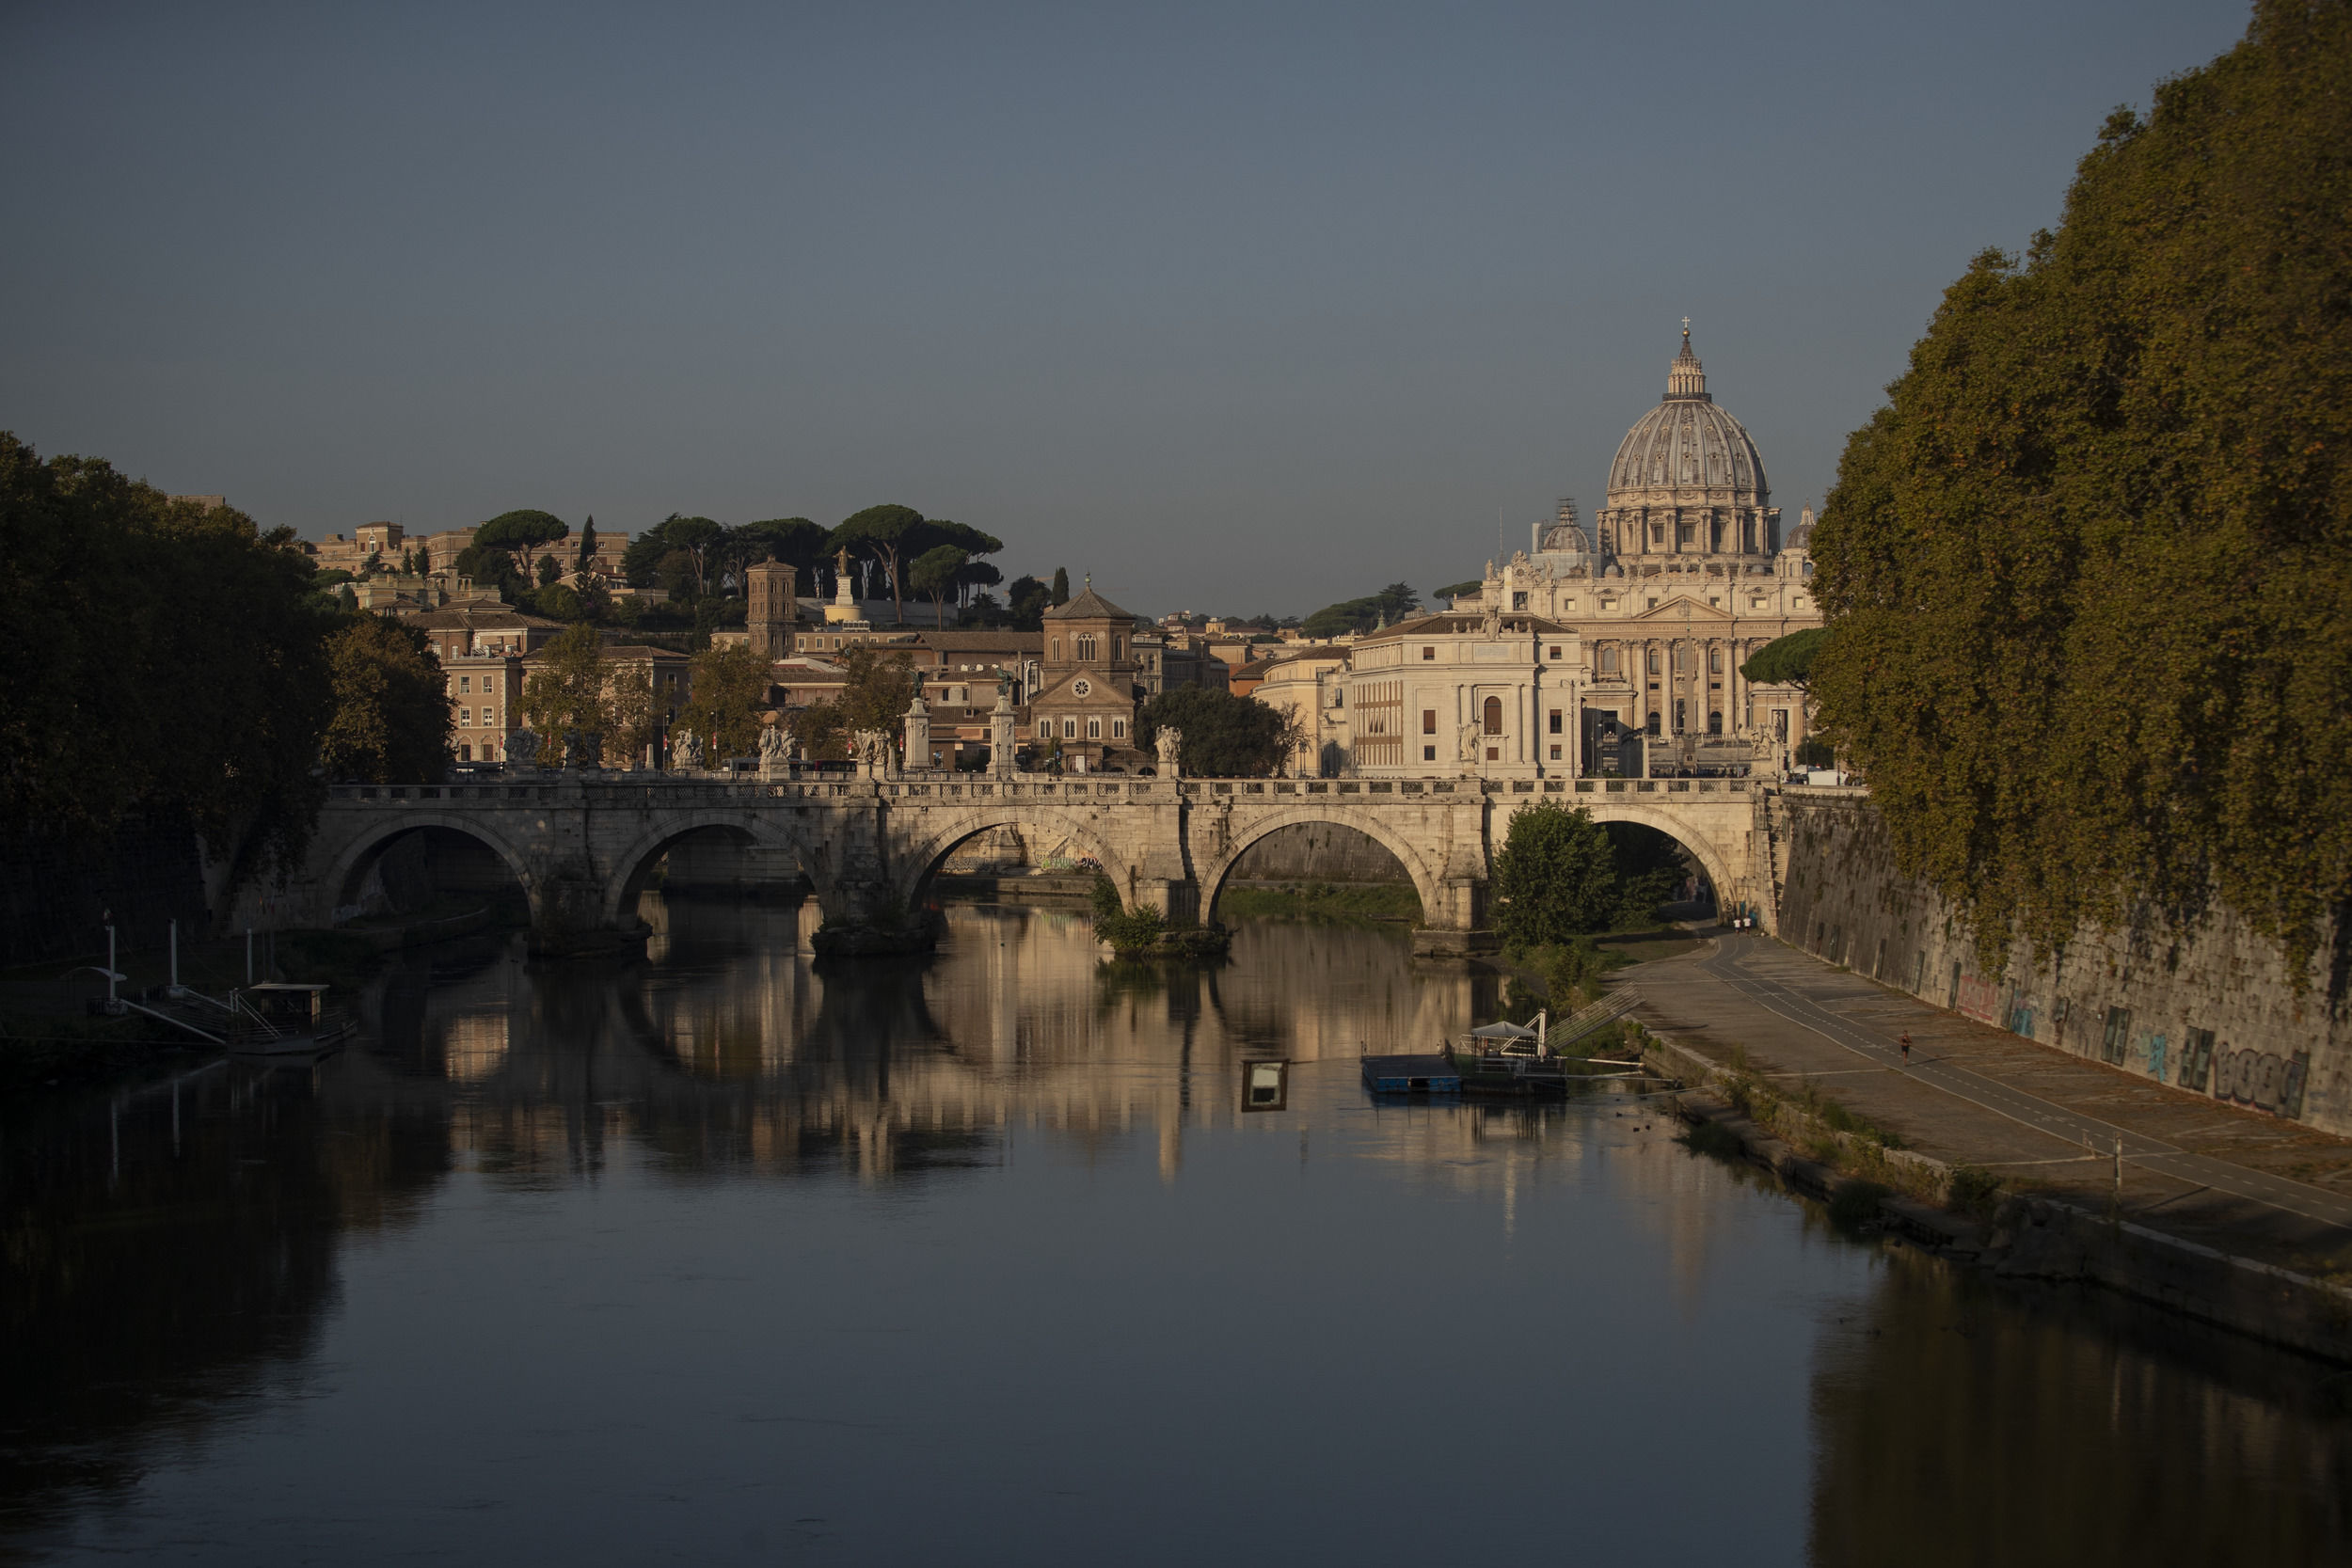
(758, 721), (787, 775)
(507, 727), (541, 768)
(1458, 722), (1483, 763)
(1154, 726), (1183, 776)
(676, 728), (704, 769)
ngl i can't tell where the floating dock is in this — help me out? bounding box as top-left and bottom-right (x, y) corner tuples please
(1360, 1054), (1463, 1095)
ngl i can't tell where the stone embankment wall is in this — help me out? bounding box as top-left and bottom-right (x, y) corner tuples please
(1772, 791), (2349, 1138)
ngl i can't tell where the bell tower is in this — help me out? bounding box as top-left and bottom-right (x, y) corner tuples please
(746, 561), (799, 658)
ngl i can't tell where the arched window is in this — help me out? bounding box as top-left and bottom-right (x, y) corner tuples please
(1598, 645), (1618, 673)
(1077, 634), (1098, 661)
(1708, 710), (1724, 735)
(1647, 648), (1662, 675)
(1645, 711), (1661, 736)
(1482, 696), (1502, 736)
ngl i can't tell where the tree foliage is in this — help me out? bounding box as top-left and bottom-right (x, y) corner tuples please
(1810, 1), (2352, 974)
(676, 643), (772, 761)
(1432, 579), (1484, 602)
(319, 615), (452, 784)
(911, 545), (968, 626)
(1136, 687), (1299, 777)
(1740, 626), (1828, 690)
(519, 624), (653, 768)
(0, 434), (336, 875)
(1301, 582), (1420, 638)
(473, 509), (569, 568)
(1489, 802), (1677, 948)
(790, 643), (919, 761)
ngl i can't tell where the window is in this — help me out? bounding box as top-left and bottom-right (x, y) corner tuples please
(2101, 1006), (2132, 1067)
(1793, 596), (1809, 610)
(1563, 600), (1578, 612)
(1549, 744), (1562, 760)
(1646, 597), (1659, 610)
(1052, 639), (1061, 661)
(1548, 709), (1563, 734)
(1422, 646), (1436, 660)
(1511, 592), (1528, 610)
(458, 743), (471, 761)
(459, 674), (471, 693)
(1482, 696), (1502, 736)
(1708, 649), (1723, 673)
(1708, 710), (1722, 735)
(1077, 635), (1097, 660)
(1422, 709), (1437, 735)
(1674, 698), (1687, 731)
(1062, 719), (1077, 738)
(1486, 746), (1499, 761)
(1111, 638), (1121, 659)
(483, 707), (497, 728)
(1598, 646), (1618, 673)
(460, 707), (472, 726)
(1646, 649), (1661, 674)
(1708, 596), (1721, 609)
(1645, 712), (1661, 736)
(1112, 719), (1126, 739)
(1087, 718), (1102, 739)
(1750, 597), (1767, 610)
(1038, 720), (1051, 738)
(1547, 645), (1562, 660)
(1600, 598), (1616, 611)
(2179, 1027), (2216, 1090)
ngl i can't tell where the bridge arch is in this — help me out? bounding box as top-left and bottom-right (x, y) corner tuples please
(1548, 799), (1743, 911)
(1197, 807), (1446, 927)
(888, 806), (1134, 909)
(324, 812), (541, 924)
(600, 810), (829, 927)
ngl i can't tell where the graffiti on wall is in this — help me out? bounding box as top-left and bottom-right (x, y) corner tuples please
(1956, 974), (2003, 1024)
(2213, 1047), (2310, 1120)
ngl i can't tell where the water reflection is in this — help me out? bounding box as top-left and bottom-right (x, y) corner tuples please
(3, 896), (2347, 1564)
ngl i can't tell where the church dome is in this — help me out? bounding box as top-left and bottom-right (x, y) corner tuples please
(1603, 328), (1768, 507)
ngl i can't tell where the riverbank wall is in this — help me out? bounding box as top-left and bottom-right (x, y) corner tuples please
(1642, 1029), (2352, 1365)
(1769, 790), (2351, 1139)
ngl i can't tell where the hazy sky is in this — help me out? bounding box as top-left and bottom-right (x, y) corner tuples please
(2, 0), (2251, 615)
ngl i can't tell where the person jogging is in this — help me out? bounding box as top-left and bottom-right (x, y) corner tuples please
(1898, 1032), (1913, 1067)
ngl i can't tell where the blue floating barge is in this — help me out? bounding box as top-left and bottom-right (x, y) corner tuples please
(1360, 1054), (1463, 1095)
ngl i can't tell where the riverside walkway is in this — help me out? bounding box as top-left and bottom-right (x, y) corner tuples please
(1631, 928), (2352, 1277)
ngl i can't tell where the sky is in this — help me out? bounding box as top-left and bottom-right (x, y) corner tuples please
(1, 0), (2255, 617)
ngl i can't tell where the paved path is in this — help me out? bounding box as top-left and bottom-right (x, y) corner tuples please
(1624, 929), (2352, 1274)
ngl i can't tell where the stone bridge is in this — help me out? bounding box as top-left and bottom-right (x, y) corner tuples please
(258, 770), (1776, 956)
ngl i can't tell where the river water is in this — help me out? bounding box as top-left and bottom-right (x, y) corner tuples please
(5, 898), (2348, 1565)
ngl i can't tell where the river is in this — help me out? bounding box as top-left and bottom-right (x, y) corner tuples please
(4, 897), (2347, 1565)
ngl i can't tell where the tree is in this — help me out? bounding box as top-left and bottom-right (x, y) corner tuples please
(1489, 801), (1673, 948)
(956, 557), (1002, 609)
(0, 435), (335, 877)
(1050, 566), (1070, 607)
(790, 643), (919, 761)
(1433, 579), (1484, 602)
(676, 643), (772, 761)
(1810, 0), (2352, 974)
(911, 545), (969, 627)
(472, 509), (569, 576)
(1301, 582), (1421, 638)
(726, 516), (828, 591)
(520, 624), (614, 768)
(1136, 687), (1299, 777)
(319, 614), (452, 784)
(1740, 626), (1828, 691)
(829, 504), (926, 626)
(1007, 575), (1052, 629)
(575, 515), (597, 573)
(414, 543), (431, 576)
(536, 553), (563, 589)
(454, 541), (525, 601)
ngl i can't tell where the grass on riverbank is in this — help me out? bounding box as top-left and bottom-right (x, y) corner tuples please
(1217, 881), (1422, 924)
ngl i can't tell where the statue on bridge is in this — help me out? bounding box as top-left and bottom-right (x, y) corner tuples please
(1153, 726), (1183, 777)
(758, 721), (787, 777)
(507, 728), (542, 769)
(674, 727), (704, 771)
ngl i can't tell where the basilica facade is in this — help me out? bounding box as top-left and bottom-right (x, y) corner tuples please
(1319, 328), (1824, 778)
